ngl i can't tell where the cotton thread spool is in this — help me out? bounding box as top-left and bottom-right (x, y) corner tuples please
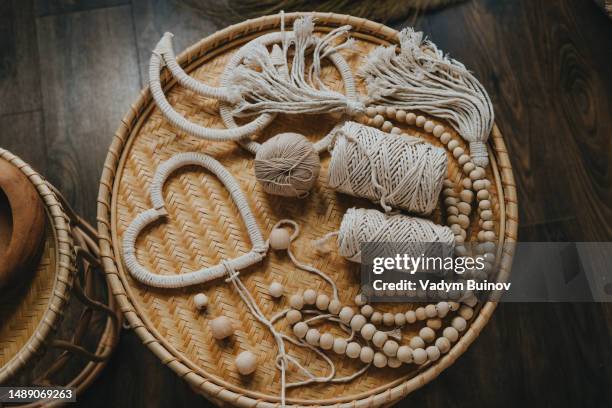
(335, 208), (455, 263)
(254, 133), (321, 198)
(328, 122), (447, 214)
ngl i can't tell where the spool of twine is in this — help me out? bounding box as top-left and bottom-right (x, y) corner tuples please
(254, 132), (321, 197)
(337, 208), (455, 263)
(328, 121), (447, 214)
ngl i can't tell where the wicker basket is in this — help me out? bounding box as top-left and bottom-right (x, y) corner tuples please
(0, 148), (121, 407)
(97, 12), (518, 407)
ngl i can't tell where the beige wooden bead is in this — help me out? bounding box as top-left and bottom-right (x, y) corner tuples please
(409, 336), (425, 349)
(396, 110), (407, 122)
(373, 352), (388, 368)
(382, 121), (393, 132)
(425, 304), (437, 318)
(289, 294), (304, 310)
(386, 357), (401, 368)
(444, 196), (457, 206)
(449, 301), (460, 311)
(443, 326), (459, 343)
(415, 307), (427, 321)
(210, 316), (234, 340)
(269, 228), (291, 250)
(360, 323), (377, 340)
(447, 206), (459, 217)
(372, 331), (388, 348)
(286, 309), (302, 324)
(447, 140), (460, 150)
(452, 316), (467, 332)
(470, 167), (485, 180)
(305, 328), (320, 346)
(361, 305), (374, 318)
(436, 337), (451, 353)
(453, 147), (465, 158)
(419, 327), (436, 343)
(376, 105), (386, 114)
(427, 318), (442, 330)
(405, 310), (417, 324)
(383, 312), (395, 326)
(235, 351), (257, 375)
(194, 293), (208, 310)
(354, 293), (368, 306)
(456, 214), (470, 229)
(268, 281), (284, 298)
(315, 294), (330, 310)
(477, 189), (490, 200)
(463, 162), (476, 174)
(459, 305), (474, 320)
(482, 220), (495, 231)
(405, 112), (417, 124)
(465, 294), (479, 307)
(346, 341), (361, 359)
(457, 202), (471, 215)
(372, 114), (384, 127)
(333, 337), (347, 354)
(320, 333), (334, 350)
(350, 314), (367, 331)
(462, 178), (472, 189)
(370, 311), (383, 324)
(433, 125), (445, 137)
(391, 127), (402, 135)
(385, 107), (396, 117)
(415, 115), (426, 127)
(360, 346), (375, 363)
(397, 345), (413, 363)
(328, 299), (342, 315)
(339, 306), (355, 324)
(479, 199), (491, 210)
(436, 302), (450, 318)
(303, 289), (317, 305)
(481, 210), (493, 221)
(412, 348), (428, 365)
(440, 132), (452, 144)
(424, 120), (435, 132)
(473, 179), (486, 191)
(458, 154), (471, 165)
(365, 106), (377, 117)
(293, 322), (308, 338)
(426, 345), (441, 362)
(383, 340), (399, 357)
(394, 312), (406, 326)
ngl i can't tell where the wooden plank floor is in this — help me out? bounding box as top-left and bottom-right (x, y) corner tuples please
(0, 0), (610, 406)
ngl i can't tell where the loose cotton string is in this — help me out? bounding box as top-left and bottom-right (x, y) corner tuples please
(328, 121), (447, 215)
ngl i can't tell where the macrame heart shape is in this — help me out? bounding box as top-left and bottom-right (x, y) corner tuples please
(122, 152), (267, 288)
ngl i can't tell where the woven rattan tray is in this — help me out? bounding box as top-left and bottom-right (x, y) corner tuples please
(97, 12), (518, 407)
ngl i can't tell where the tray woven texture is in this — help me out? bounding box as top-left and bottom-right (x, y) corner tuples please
(97, 13), (518, 407)
(0, 148), (75, 383)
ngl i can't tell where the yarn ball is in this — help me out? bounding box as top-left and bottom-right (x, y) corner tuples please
(254, 133), (320, 197)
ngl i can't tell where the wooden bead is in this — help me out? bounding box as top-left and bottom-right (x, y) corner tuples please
(361, 323), (377, 340)
(210, 316), (234, 340)
(372, 331), (388, 348)
(293, 322), (308, 338)
(440, 132), (452, 144)
(479, 199), (491, 210)
(436, 302), (450, 318)
(316, 294), (330, 310)
(457, 202), (471, 215)
(481, 210), (493, 221)
(459, 305), (474, 320)
(269, 228), (291, 250)
(394, 312), (406, 326)
(360, 346), (375, 363)
(346, 342), (361, 359)
(415, 307), (427, 321)
(444, 196), (458, 206)
(425, 304), (437, 318)
(473, 179), (486, 191)
(415, 115), (426, 127)
(235, 351), (257, 375)
(328, 299), (342, 315)
(382, 121), (393, 132)
(397, 346), (413, 363)
(427, 318), (442, 330)
(385, 107), (396, 117)
(388, 357), (402, 368)
(465, 294), (479, 307)
(268, 282), (284, 298)
(361, 305), (374, 318)
(449, 301), (460, 311)
(320, 333), (334, 350)
(370, 311), (383, 324)
(436, 337), (451, 353)
(303, 289), (317, 305)
(426, 345), (441, 362)
(383, 312), (395, 326)
(372, 114), (384, 127)
(463, 162), (476, 174)
(458, 154), (471, 165)
(339, 306), (355, 324)
(477, 189), (490, 200)
(409, 336), (425, 349)
(412, 348), (428, 365)
(373, 352), (388, 368)
(194, 293), (208, 310)
(365, 106), (377, 117)
(396, 110), (407, 122)
(453, 147), (464, 159)
(447, 206), (459, 217)
(433, 125), (445, 137)
(457, 214), (470, 229)
(452, 316), (467, 332)
(350, 314), (367, 331)
(289, 294), (304, 310)
(333, 337), (347, 354)
(286, 309), (302, 324)
(406, 112), (417, 124)
(460, 189), (473, 203)
(405, 310), (417, 324)
(447, 140), (460, 150)
(354, 293), (367, 306)
(383, 340), (399, 357)
(443, 326), (459, 342)
(305, 328), (320, 345)
(424, 120), (435, 132)
(391, 127), (402, 135)
(376, 105), (386, 114)
(419, 327), (436, 343)
(462, 178), (473, 189)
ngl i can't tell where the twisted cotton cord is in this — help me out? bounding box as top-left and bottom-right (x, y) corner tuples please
(328, 121), (447, 215)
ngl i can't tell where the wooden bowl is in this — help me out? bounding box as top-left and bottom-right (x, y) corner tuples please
(97, 12), (518, 407)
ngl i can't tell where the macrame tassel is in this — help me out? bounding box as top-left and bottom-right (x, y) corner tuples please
(359, 28), (494, 167)
(228, 16), (364, 117)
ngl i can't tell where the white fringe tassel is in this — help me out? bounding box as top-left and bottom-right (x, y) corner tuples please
(359, 28), (494, 167)
(229, 16), (364, 117)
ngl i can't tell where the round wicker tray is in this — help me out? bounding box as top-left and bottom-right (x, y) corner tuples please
(97, 12), (518, 407)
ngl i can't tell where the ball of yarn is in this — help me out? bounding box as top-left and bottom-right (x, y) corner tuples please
(337, 208), (454, 263)
(254, 132), (320, 197)
(328, 122), (447, 214)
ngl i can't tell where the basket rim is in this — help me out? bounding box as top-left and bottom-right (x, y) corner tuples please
(0, 148), (76, 383)
(96, 12), (519, 408)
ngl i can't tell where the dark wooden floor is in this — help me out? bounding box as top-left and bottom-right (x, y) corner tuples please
(1, 0), (611, 407)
